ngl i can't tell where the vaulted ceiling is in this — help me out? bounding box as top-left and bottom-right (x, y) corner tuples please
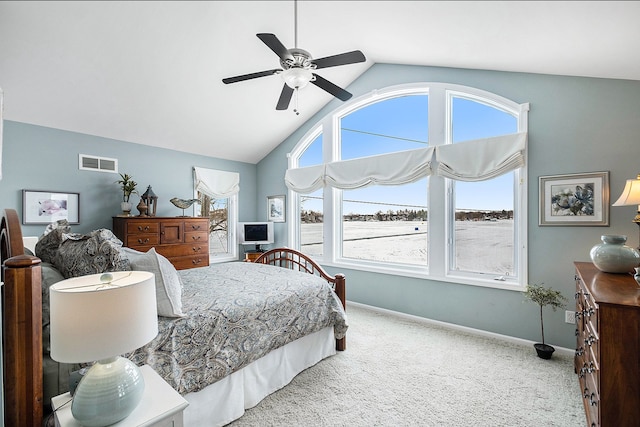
(1, 1), (638, 164)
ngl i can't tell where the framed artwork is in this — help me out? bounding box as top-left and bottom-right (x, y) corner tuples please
(267, 195), (286, 223)
(539, 171), (609, 226)
(22, 189), (80, 225)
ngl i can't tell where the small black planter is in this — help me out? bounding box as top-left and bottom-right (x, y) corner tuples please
(534, 343), (555, 359)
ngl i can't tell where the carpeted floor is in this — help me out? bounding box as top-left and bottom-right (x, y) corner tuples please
(229, 304), (584, 426)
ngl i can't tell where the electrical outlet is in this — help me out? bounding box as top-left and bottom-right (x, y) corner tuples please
(565, 310), (576, 324)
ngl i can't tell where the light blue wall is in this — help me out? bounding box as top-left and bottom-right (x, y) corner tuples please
(0, 121), (257, 238)
(257, 63), (640, 349)
(3, 63), (639, 350)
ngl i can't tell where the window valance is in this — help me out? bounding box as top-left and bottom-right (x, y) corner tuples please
(284, 164), (326, 194)
(285, 132), (526, 194)
(324, 147), (435, 190)
(435, 132), (526, 182)
(286, 146), (435, 193)
(193, 167), (240, 198)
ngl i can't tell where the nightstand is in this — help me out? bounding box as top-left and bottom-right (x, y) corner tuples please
(244, 251), (264, 262)
(51, 365), (188, 427)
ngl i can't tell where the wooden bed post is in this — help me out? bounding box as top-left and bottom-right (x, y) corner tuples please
(3, 256), (43, 427)
(1, 209), (44, 427)
(334, 273), (346, 351)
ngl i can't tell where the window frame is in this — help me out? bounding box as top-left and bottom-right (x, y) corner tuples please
(287, 82), (529, 290)
(193, 188), (238, 264)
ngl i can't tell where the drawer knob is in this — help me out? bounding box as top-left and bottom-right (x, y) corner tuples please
(575, 347), (584, 356)
(584, 335), (596, 346)
(192, 235), (201, 241)
(137, 238), (150, 244)
(192, 259), (202, 265)
(192, 225), (201, 230)
(137, 225), (150, 232)
(192, 246), (201, 252)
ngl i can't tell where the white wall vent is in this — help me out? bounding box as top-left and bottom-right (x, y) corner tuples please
(79, 154), (118, 173)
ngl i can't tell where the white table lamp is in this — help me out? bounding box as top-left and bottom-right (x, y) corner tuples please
(613, 174), (640, 248)
(50, 271), (158, 427)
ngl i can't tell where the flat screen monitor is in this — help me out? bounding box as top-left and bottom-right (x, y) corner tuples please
(239, 222), (274, 252)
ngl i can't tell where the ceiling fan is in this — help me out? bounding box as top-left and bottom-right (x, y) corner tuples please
(222, 2), (366, 113)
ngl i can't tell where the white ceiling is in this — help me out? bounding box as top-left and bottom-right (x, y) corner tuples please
(1, 1), (639, 164)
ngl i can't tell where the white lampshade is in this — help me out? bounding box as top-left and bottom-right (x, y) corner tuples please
(613, 174), (640, 208)
(50, 271), (158, 427)
(281, 67), (313, 89)
(50, 271), (158, 363)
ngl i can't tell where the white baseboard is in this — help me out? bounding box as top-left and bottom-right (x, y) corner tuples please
(347, 301), (575, 358)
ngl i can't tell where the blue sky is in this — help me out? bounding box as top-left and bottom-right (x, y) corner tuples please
(300, 95), (517, 215)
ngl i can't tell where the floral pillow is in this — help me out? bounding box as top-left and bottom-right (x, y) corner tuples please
(35, 220), (72, 264)
(52, 229), (130, 278)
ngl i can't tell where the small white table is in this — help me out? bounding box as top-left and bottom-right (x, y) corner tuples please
(51, 365), (188, 427)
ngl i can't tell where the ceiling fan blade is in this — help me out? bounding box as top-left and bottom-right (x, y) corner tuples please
(311, 74), (352, 101)
(257, 33), (293, 62)
(312, 50), (366, 70)
(222, 69), (281, 84)
(276, 84), (294, 110)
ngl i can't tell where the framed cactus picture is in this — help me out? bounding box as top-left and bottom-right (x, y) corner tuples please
(539, 171), (609, 226)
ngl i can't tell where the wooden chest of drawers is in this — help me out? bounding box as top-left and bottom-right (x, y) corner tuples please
(113, 216), (209, 270)
(574, 261), (640, 427)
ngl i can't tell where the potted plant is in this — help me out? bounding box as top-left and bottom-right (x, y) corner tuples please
(524, 283), (568, 359)
(115, 173), (138, 215)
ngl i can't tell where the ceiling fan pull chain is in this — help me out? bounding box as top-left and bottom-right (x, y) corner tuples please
(294, 88), (300, 115)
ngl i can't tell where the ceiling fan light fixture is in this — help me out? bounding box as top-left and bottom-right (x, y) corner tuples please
(281, 67), (313, 89)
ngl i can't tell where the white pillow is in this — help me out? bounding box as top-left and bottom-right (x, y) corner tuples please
(122, 247), (185, 317)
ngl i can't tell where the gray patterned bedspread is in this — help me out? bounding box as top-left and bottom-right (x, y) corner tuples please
(128, 261), (348, 394)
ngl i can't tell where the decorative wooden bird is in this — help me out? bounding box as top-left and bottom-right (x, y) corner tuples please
(170, 198), (200, 216)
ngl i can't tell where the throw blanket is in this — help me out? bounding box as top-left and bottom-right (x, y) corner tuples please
(129, 262), (348, 394)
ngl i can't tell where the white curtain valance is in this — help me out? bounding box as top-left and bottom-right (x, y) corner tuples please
(284, 164), (326, 194)
(285, 147), (435, 193)
(435, 132), (527, 182)
(285, 132), (526, 194)
(193, 167), (240, 198)
(325, 146), (435, 190)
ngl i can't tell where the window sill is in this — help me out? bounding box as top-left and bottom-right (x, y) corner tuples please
(319, 258), (524, 292)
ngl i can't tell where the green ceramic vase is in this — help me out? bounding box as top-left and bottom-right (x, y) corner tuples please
(590, 234), (640, 273)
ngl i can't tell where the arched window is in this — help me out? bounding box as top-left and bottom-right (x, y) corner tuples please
(287, 83), (528, 288)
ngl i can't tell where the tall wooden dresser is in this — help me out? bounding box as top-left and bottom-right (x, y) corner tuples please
(574, 261), (640, 427)
(113, 216), (209, 270)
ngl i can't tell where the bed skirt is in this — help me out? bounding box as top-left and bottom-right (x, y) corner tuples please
(183, 326), (336, 426)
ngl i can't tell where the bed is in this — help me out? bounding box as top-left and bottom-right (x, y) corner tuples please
(0, 208), (347, 426)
